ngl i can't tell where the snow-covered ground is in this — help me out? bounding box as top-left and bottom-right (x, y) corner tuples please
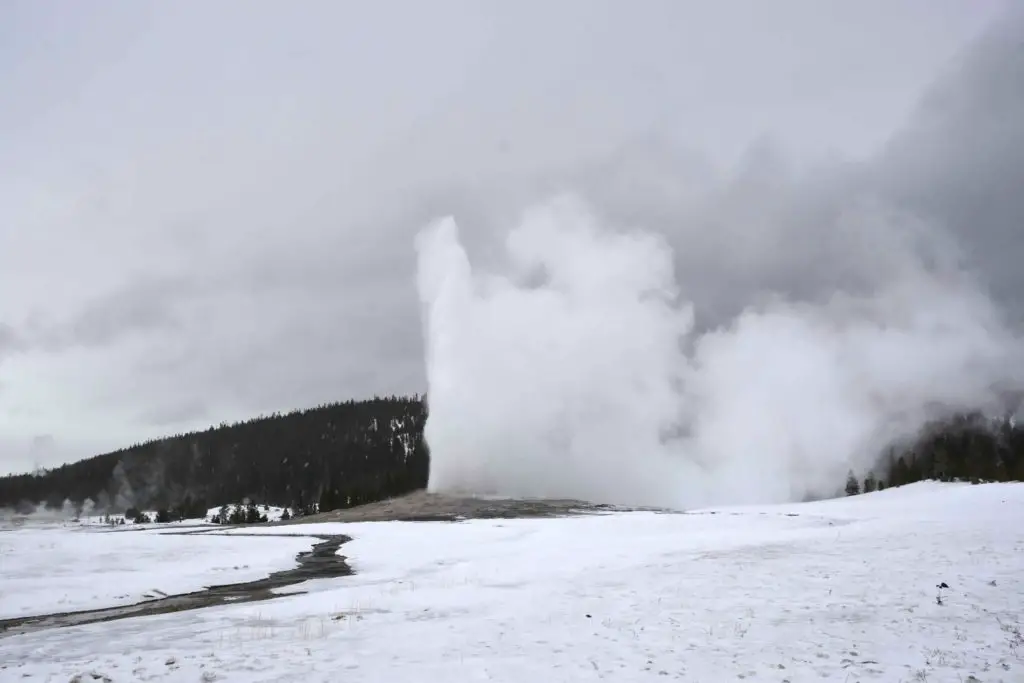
(0, 525), (312, 619)
(72, 503), (292, 526)
(1, 482), (1023, 682)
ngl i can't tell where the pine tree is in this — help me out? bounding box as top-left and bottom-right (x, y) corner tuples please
(319, 485), (337, 514)
(892, 456), (910, 487)
(863, 471), (877, 493)
(845, 470), (861, 496)
(245, 502), (262, 524)
(229, 504), (247, 524)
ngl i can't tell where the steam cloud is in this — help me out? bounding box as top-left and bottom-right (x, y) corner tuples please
(416, 196), (1021, 508)
(415, 10), (1024, 509)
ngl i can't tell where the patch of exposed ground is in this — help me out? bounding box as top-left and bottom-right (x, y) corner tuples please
(278, 489), (673, 525)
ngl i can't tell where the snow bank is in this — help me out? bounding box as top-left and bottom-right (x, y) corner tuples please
(2, 483), (1022, 682)
(0, 526), (312, 619)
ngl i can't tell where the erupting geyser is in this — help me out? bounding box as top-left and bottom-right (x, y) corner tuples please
(416, 196), (1022, 509)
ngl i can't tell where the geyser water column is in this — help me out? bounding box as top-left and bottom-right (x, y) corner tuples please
(415, 196), (1023, 509)
(414, 197), (694, 507)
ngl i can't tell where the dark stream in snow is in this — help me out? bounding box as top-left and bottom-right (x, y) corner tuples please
(0, 534), (351, 638)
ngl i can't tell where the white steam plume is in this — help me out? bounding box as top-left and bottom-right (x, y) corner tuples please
(416, 196), (1022, 509)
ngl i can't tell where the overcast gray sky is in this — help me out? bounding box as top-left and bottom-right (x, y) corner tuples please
(1, 0), (1018, 474)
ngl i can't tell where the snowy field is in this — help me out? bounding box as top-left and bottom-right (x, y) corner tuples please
(1, 482), (1023, 682)
(0, 525), (313, 619)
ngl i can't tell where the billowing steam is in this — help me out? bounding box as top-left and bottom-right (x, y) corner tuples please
(414, 11), (1024, 509)
(416, 193), (1022, 508)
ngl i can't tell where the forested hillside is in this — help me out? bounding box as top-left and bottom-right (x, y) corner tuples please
(2, 394), (1022, 517)
(0, 395), (429, 517)
(875, 412), (1024, 489)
